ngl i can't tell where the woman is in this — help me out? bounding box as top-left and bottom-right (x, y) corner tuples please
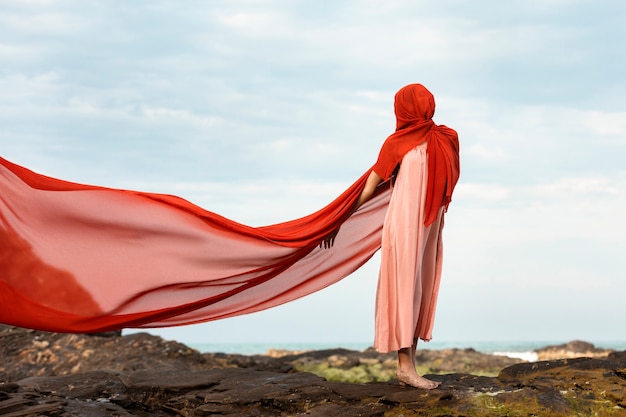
(324, 84), (460, 389)
(0, 84), (457, 390)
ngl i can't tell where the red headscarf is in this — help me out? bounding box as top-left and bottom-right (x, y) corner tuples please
(371, 84), (460, 225)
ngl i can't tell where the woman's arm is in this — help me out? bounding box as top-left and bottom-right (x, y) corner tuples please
(355, 170), (383, 211)
(321, 170), (383, 248)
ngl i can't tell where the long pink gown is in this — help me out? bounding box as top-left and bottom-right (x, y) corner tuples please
(373, 143), (444, 353)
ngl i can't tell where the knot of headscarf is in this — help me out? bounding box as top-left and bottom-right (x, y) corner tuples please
(371, 83), (460, 226)
(394, 82), (436, 129)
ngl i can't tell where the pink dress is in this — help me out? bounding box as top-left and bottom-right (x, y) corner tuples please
(373, 143), (445, 353)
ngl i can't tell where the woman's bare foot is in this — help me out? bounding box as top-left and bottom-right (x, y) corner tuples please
(396, 370), (440, 390)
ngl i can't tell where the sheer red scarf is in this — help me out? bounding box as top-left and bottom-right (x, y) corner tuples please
(371, 84), (460, 225)
(0, 156), (389, 333)
(0, 84), (459, 333)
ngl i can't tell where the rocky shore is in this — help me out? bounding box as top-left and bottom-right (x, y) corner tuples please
(1, 325), (625, 416)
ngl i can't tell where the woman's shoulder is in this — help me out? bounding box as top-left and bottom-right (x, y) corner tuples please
(435, 124), (458, 138)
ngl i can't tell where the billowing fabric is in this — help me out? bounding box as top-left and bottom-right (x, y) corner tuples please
(0, 84), (459, 337)
(371, 84), (460, 226)
(374, 145), (444, 353)
(0, 156), (390, 333)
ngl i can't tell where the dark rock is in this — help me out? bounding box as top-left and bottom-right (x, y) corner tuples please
(534, 339), (614, 360)
(609, 349), (626, 363)
(0, 324), (209, 382)
(0, 383), (19, 393)
(87, 330), (123, 337)
(17, 370), (126, 399)
(2, 325), (626, 416)
(416, 347), (521, 374)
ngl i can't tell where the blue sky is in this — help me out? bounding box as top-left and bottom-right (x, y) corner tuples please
(1, 0), (625, 348)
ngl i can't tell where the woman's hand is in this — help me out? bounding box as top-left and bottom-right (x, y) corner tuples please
(321, 227), (340, 248)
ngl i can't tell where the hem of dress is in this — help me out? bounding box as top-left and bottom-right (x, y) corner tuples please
(373, 337), (433, 353)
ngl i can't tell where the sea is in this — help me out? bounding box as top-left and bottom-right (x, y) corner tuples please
(188, 340), (626, 362)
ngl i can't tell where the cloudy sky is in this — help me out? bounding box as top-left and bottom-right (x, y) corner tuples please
(1, 0), (625, 349)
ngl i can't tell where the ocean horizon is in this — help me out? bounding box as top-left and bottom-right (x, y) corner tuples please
(188, 340), (626, 362)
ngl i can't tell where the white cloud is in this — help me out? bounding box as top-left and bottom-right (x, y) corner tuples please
(445, 172), (626, 292)
(534, 176), (620, 197)
(0, 72), (61, 101)
(215, 10), (291, 36)
(0, 42), (40, 61)
(454, 183), (513, 203)
(0, 8), (89, 35)
(140, 106), (224, 128)
(584, 111), (626, 136)
(466, 144), (508, 161)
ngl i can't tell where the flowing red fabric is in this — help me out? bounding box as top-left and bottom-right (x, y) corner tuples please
(0, 84), (459, 335)
(0, 157), (391, 333)
(371, 84), (460, 226)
